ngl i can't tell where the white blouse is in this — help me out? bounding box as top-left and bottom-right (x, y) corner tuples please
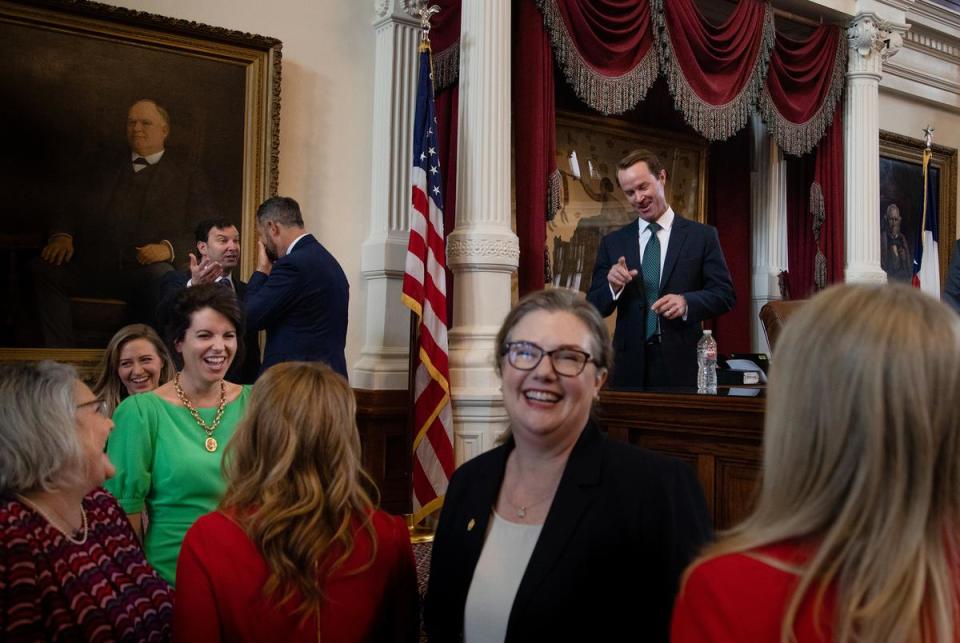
(463, 511), (544, 643)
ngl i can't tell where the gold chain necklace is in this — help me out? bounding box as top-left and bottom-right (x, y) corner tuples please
(174, 372), (227, 452)
(16, 494), (88, 545)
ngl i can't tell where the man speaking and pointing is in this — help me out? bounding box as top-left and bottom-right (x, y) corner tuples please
(587, 149), (735, 389)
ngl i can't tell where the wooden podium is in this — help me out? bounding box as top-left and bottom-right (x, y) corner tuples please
(597, 388), (765, 528)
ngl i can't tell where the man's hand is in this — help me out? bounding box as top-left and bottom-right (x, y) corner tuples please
(607, 256), (638, 293)
(40, 236), (74, 265)
(136, 243), (172, 265)
(651, 293), (687, 320)
(256, 240), (273, 276)
(188, 253), (224, 285)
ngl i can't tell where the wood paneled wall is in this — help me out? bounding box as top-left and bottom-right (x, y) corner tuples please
(597, 390), (765, 529)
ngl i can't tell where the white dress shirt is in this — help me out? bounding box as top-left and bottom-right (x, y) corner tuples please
(131, 149), (165, 172)
(611, 206), (676, 301)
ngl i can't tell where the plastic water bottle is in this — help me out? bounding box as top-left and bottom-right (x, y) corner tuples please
(697, 330), (718, 394)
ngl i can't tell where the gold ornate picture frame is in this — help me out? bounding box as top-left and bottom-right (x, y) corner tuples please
(879, 130), (957, 288)
(0, 0), (280, 376)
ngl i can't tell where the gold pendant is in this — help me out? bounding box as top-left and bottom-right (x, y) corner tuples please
(205, 437), (218, 452)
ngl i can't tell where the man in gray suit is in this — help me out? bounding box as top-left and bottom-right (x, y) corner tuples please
(32, 99), (216, 345)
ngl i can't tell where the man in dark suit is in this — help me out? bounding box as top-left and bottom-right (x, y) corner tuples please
(246, 196), (349, 378)
(945, 239), (960, 313)
(587, 149), (735, 388)
(32, 98), (216, 346)
(156, 218), (261, 384)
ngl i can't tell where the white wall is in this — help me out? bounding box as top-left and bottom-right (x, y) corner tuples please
(110, 0), (376, 377)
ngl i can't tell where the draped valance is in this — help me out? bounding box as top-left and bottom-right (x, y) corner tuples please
(430, 0), (462, 91)
(535, 0), (845, 154)
(538, 0), (658, 115)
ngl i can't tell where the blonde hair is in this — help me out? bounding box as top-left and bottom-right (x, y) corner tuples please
(690, 284), (960, 642)
(220, 362), (377, 615)
(93, 324), (175, 415)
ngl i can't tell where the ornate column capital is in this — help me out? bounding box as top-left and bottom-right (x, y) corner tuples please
(446, 230), (520, 273)
(373, 0), (419, 27)
(847, 13), (907, 75)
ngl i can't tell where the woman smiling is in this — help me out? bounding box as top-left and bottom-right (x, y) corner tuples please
(93, 324), (176, 416)
(424, 289), (712, 643)
(0, 361), (172, 640)
(105, 284), (250, 586)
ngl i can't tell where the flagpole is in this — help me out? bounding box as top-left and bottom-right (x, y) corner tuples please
(404, 0), (454, 532)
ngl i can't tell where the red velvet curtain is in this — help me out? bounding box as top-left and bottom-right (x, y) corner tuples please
(760, 24), (846, 156)
(514, 0), (556, 295)
(786, 150), (816, 299)
(435, 87), (459, 322)
(785, 112), (844, 299)
(654, 0), (773, 140)
(816, 111), (845, 291)
(536, 0), (658, 114)
(708, 130), (753, 353)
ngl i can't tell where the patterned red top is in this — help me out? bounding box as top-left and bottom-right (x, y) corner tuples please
(0, 488), (173, 642)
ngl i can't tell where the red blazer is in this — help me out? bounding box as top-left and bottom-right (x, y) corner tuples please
(174, 509), (418, 643)
(671, 541), (837, 642)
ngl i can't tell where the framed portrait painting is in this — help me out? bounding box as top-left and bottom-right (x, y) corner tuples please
(879, 131), (957, 288)
(548, 111), (708, 294)
(0, 0), (280, 375)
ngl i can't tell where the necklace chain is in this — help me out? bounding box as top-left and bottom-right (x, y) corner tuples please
(174, 373), (226, 452)
(16, 494), (88, 545)
(508, 491), (554, 519)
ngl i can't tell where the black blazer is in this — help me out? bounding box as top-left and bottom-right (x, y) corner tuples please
(245, 234), (349, 378)
(586, 216), (735, 388)
(424, 423), (712, 643)
(59, 150), (216, 270)
(155, 269), (262, 384)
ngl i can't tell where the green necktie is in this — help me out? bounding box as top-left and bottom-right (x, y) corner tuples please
(642, 222), (661, 338)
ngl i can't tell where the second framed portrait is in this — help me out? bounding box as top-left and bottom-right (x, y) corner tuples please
(879, 130), (957, 287)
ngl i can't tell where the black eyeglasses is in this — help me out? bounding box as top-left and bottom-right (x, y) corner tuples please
(501, 341), (595, 377)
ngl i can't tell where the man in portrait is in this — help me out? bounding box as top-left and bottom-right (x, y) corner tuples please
(31, 98), (216, 346)
(881, 203), (913, 283)
(587, 149), (735, 389)
(156, 218), (261, 383)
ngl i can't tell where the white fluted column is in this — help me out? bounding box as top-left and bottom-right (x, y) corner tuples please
(749, 115), (788, 353)
(353, 0), (420, 390)
(447, 0), (517, 463)
(844, 13), (904, 284)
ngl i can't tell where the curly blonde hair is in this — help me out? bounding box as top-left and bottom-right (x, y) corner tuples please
(219, 362), (378, 615)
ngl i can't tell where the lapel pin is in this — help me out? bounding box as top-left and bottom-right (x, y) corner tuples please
(467, 518), (476, 532)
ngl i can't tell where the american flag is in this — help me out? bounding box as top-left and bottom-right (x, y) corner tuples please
(912, 147), (940, 296)
(402, 40), (455, 524)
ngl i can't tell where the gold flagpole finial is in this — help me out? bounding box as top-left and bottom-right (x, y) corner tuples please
(923, 126), (935, 151)
(416, 0), (441, 41)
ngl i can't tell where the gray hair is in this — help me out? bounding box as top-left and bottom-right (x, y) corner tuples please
(0, 361), (83, 494)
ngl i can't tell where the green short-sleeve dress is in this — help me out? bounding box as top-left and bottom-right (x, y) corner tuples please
(105, 386), (250, 585)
